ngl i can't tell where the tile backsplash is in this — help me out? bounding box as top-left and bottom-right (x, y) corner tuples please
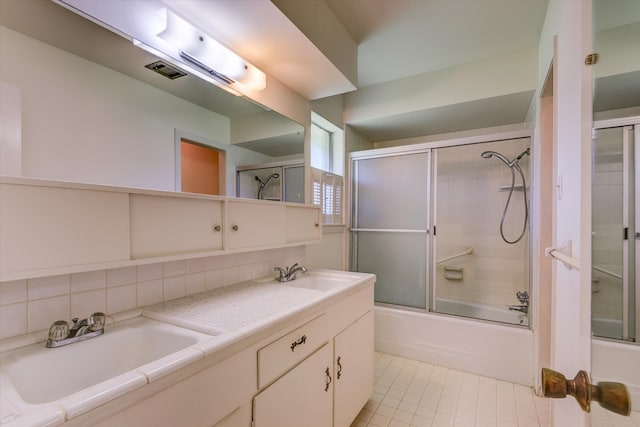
(0, 247), (305, 340)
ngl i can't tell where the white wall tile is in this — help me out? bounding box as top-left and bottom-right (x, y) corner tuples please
(205, 256), (222, 271)
(107, 284), (137, 314)
(137, 264), (163, 282)
(137, 279), (163, 307)
(186, 257), (207, 274)
(0, 280), (27, 305)
(163, 260), (186, 278)
(29, 296), (69, 332)
(186, 272), (205, 296)
(0, 302), (27, 339)
(204, 269), (223, 291)
(107, 266), (136, 287)
(222, 266), (238, 286)
(28, 275), (70, 300)
(238, 264), (252, 283)
(71, 270), (106, 293)
(71, 290), (106, 320)
(163, 275), (186, 301)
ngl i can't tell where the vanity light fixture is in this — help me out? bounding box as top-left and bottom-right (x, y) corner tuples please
(155, 9), (266, 92)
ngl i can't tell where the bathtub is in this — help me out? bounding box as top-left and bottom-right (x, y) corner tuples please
(592, 338), (640, 408)
(591, 317), (622, 340)
(375, 304), (534, 386)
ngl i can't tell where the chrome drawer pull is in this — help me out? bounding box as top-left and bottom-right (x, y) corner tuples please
(290, 335), (307, 351)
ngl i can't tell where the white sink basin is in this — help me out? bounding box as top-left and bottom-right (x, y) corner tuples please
(0, 316), (211, 405)
(279, 271), (363, 292)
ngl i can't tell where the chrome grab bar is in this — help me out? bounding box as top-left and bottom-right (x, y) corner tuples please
(436, 247), (474, 264)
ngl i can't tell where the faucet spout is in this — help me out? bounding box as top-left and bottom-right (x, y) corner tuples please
(46, 312), (106, 348)
(274, 263), (308, 282)
(508, 305), (528, 314)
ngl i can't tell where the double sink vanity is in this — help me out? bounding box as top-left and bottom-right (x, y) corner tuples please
(0, 269), (375, 427)
(0, 178), (375, 427)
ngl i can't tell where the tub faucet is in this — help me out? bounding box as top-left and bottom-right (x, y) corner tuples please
(46, 312), (106, 348)
(508, 291), (529, 314)
(274, 263), (308, 282)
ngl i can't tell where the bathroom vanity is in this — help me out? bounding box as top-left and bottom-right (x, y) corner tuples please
(0, 271), (374, 427)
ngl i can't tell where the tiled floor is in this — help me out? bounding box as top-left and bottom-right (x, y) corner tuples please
(351, 352), (640, 427)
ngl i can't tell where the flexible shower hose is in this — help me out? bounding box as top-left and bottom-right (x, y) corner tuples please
(500, 163), (529, 244)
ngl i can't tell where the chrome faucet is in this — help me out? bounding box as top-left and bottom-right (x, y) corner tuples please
(274, 263), (308, 282)
(508, 291), (529, 314)
(46, 312), (106, 348)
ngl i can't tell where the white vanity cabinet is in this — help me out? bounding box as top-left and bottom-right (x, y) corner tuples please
(227, 200), (286, 249)
(0, 182), (130, 276)
(334, 311), (375, 427)
(252, 285), (375, 427)
(253, 342), (334, 427)
(130, 194), (223, 258)
(286, 205), (321, 243)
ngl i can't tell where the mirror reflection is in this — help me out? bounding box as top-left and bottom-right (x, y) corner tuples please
(0, 0), (304, 199)
(591, 0), (640, 342)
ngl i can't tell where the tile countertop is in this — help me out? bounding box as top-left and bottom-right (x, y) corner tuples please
(0, 270), (375, 427)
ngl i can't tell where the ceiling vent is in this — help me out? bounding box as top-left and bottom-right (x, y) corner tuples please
(145, 60), (187, 80)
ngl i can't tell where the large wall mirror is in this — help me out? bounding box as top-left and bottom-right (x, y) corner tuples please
(0, 0), (304, 200)
(590, 0), (640, 418)
(591, 0), (640, 342)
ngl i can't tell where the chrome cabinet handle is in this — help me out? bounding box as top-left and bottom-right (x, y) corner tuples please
(232, 225), (239, 231)
(290, 335), (307, 352)
(325, 367), (332, 391)
(337, 356), (342, 379)
(213, 225), (221, 232)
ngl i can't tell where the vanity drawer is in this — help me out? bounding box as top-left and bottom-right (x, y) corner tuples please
(257, 314), (328, 388)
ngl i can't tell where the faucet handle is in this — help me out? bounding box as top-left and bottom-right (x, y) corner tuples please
(89, 312), (106, 331)
(48, 320), (69, 341)
(274, 267), (286, 278)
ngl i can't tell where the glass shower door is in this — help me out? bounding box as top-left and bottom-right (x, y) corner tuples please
(432, 139), (531, 325)
(591, 124), (638, 341)
(351, 152), (430, 309)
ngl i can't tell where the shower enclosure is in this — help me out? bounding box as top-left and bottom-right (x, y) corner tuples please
(591, 121), (639, 341)
(351, 136), (531, 326)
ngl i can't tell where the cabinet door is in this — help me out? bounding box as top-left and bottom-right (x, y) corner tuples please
(334, 311), (374, 427)
(130, 194), (223, 258)
(286, 205), (321, 243)
(253, 342), (333, 427)
(0, 183), (130, 275)
(227, 201), (286, 249)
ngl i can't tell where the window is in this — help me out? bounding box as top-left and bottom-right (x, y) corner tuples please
(311, 169), (343, 224)
(310, 112), (344, 224)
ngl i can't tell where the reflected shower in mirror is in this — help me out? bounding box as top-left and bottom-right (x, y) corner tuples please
(0, 0), (304, 197)
(591, 1), (640, 342)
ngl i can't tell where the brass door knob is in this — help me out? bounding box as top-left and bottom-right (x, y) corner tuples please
(541, 367), (630, 416)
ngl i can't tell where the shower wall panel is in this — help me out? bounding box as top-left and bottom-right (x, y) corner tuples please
(434, 139), (530, 313)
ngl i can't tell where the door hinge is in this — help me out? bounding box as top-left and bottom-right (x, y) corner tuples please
(624, 227), (629, 240)
(585, 53), (599, 65)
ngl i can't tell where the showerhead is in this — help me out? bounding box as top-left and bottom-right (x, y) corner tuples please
(270, 173), (280, 179)
(481, 150), (511, 166)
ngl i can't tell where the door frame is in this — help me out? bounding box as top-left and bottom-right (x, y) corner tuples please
(174, 129), (227, 195)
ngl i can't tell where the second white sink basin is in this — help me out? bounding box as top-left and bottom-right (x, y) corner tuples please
(279, 271), (363, 292)
(0, 316), (211, 405)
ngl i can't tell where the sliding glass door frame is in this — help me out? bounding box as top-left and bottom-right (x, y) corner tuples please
(593, 116), (639, 342)
(350, 148), (432, 311)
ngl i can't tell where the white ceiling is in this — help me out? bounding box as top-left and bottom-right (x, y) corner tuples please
(325, 0), (549, 88)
